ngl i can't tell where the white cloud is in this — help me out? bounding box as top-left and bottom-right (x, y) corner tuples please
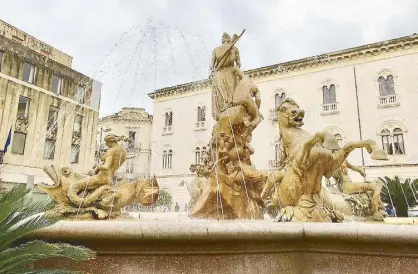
(1, 0), (417, 116)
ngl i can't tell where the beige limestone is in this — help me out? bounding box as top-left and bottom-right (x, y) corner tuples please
(28, 221), (418, 273)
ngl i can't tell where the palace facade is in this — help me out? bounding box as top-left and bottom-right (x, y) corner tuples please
(0, 20), (101, 200)
(149, 34), (418, 207)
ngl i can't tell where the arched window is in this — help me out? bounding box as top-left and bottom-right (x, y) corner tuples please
(168, 150), (173, 169)
(275, 92), (286, 108)
(381, 129), (392, 155)
(378, 75), (395, 96)
(335, 133), (343, 148)
(162, 150), (167, 169)
(197, 106), (206, 122)
(322, 84), (336, 104)
(197, 107), (202, 122)
(380, 127), (405, 155)
(195, 147), (201, 164)
(164, 111), (173, 127)
(393, 128), (405, 155)
(168, 111), (173, 126)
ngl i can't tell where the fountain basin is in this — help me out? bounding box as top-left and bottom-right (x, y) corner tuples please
(28, 220), (418, 273)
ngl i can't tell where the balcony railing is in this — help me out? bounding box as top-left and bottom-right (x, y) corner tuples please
(269, 109), (278, 121)
(126, 142), (141, 150)
(162, 126), (173, 135)
(321, 102), (339, 115)
(194, 121), (207, 131)
(378, 94), (399, 108)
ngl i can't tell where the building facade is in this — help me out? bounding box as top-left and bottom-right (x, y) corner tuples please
(97, 107), (153, 180)
(0, 20), (101, 199)
(149, 34), (418, 207)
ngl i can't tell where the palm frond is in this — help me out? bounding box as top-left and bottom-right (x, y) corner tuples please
(0, 184), (30, 225)
(0, 198), (57, 234)
(0, 214), (59, 252)
(379, 176), (418, 217)
(0, 240), (95, 274)
(0, 185), (96, 273)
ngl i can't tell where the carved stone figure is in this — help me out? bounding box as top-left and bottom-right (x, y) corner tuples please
(211, 32), (242, 120)
(323, 157), (387, 221)
(261, 98), (388, 222)
(190, 105), (268, 219)
(37, 133), (159, 220)
(66, 133), (128, 207)
(187, 165), (206, 210)
(15, 116), (28, 133)
(38, 164), (159, 219)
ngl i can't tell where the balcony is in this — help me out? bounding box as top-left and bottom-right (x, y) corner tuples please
(269, 109), (278, 121)
(162, 126), (173, 135)
(268, 160), (280, 169)
(321, 102), (339, 115)
(126, 142), (141, 152)
(378, 94), (400, 108)
(194, 121), (207, 131)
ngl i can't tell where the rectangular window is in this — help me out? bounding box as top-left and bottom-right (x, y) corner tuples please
(73, 115), (83, 133)
(76, 86), (85, 104)
(47, 106), (59, 130)
(16, 96), (31, 118)
(51, 74), (63, 94)
(70, 144), (80, 164)
(43, 139), (56, 160)
(23, 62), (36, 84)
(0, 51), (3, 72)
(128, 131), (136, 148)
(11, 132), (26, 155)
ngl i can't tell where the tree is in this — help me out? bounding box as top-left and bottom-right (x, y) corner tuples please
(0, 184), (95, 273)
(155, 188), (172, 207)
(379, 176), (418, 217)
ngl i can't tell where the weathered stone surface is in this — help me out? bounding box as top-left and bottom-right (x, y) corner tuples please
(29, 221), (418, 273)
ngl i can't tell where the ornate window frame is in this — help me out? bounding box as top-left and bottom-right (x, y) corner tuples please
(194, 141), (207, 164)
(162, 108), (173, 135)
(162, 144), (173, 170)
(270, 88), (289, 123)
(195, 102), (207, 131)
(376, 120), (407, 158)
(375, 68), (400, 108)
(319, 79), (340, 116)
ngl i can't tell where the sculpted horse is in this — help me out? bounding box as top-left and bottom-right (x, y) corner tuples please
(38, 164), (159, 220)
(261, 98), (388, 222)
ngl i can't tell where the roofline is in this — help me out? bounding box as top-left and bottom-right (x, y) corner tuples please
(148, 33), (418, 99)
(0, 20), (73, 60)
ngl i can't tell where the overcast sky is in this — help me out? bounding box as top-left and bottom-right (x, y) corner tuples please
(2, 0), (418, 117)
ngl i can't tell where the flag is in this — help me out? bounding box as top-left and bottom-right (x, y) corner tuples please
(1, 128), (12, 153)
(0, 128), (12, 163)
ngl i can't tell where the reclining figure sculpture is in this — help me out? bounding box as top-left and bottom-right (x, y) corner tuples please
(38, 133), (159, 220)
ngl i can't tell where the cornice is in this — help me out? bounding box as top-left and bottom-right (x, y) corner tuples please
(148, 34), (418, 100)
(98, 117), (153, 125)
(99, 107), (153, 124)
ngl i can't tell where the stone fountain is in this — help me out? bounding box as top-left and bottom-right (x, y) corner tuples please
(29, 31), (418, 273)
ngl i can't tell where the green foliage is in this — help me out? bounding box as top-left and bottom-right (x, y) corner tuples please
(0, 184), (95, 274)
(379, 176), (418, 217)
(155, 188), (173, 207)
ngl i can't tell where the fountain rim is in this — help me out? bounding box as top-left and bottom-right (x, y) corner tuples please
(30, 220), (418, 244)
